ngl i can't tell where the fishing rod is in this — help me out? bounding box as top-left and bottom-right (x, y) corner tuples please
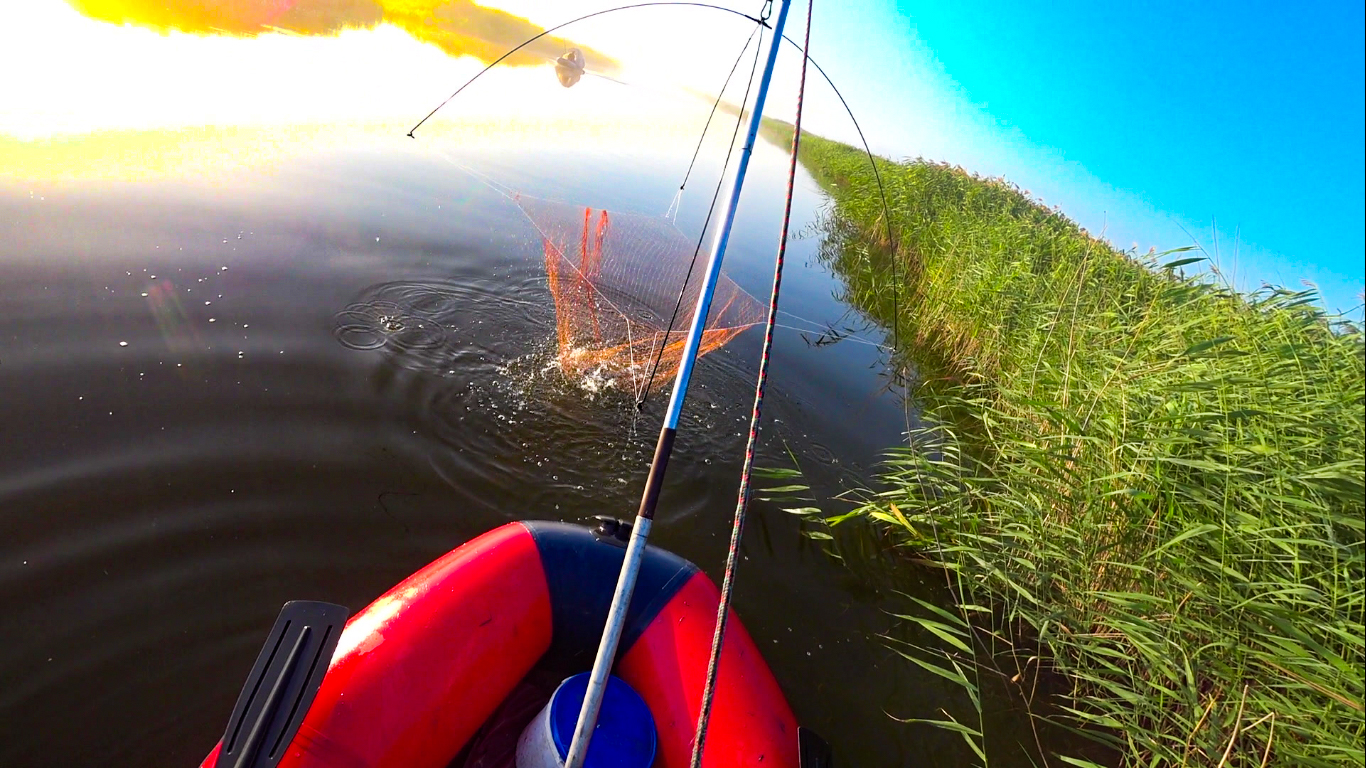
(404, 0), (902, 761)
(642, 26), (765, 409)
(691, 0), (812, 761)
(562, 0), (792, 764)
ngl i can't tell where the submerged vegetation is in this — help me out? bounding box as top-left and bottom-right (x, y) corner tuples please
(794, 130), (1365, 765)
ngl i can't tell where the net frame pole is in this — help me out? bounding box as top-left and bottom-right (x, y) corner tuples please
(562, 2), (793, 765)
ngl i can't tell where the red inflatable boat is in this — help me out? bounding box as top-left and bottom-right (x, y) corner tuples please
(200, 520), (814, 768)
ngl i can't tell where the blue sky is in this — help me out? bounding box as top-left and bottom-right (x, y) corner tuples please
(796, 0), (1364, 315)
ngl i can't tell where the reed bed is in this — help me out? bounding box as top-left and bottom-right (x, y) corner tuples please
(795, 131), (1365, 766)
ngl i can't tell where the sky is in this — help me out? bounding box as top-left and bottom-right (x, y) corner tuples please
(877, 0), (1366, 315)
(478, 0), (1365, 315)
(3, 0), (1362, 314)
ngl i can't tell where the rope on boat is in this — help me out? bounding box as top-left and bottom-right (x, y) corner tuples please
(689, 0), (813, 764)
(636, 18), (768, 410)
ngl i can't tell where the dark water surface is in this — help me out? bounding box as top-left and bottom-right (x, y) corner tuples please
(0, 122), (1031, 766)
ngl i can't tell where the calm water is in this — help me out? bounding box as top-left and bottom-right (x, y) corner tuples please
(0, 89), (1049, 766)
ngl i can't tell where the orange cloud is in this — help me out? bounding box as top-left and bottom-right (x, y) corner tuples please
(65, 0), (619, 72)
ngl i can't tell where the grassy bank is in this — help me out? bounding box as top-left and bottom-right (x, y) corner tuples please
(793, 130), (1365, 765)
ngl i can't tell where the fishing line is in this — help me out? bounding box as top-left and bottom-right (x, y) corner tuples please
(433, 156), (891, 366)
(410, 0), (905, 424)
(776, 323), (890, 350)
(689, 0), (812, 763)
(665, 23), (761, 222)
(639, 43), (902, 407)
(637, 17), (767, 410)
(406, 3), (772, 138)
(797, 55), (904, 403)
(406, 1), (901, 374)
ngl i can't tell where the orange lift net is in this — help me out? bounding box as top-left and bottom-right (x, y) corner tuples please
(515, 194), (765, 399)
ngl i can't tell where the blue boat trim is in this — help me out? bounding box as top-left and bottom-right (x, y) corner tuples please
(520, 521), (699, 665)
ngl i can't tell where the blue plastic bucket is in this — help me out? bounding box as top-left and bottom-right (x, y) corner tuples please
(515, 673), (657, 768)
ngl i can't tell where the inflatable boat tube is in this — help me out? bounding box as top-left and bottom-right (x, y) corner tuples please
(199, 520), (799, 768)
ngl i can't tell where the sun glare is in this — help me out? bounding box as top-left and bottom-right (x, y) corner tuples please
(0, 0), (718, 181)
(0, 0), (494, 139)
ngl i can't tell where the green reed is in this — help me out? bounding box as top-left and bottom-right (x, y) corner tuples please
(794, 131), (1365, 766)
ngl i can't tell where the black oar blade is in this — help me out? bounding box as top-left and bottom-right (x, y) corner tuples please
(218, 600), (349, 768)
(798, 727), (833, 768)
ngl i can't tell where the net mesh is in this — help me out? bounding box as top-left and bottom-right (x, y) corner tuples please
(516, 194), (764, 397)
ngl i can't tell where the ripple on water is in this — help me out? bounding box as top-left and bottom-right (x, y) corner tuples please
(332, 278), (548, 374)
(329, 277), (786, 523)
(807, 439), (838, 467)
(421, 340), (654, 520)
(333, 301), (449, 361)
(330, 278), (672, 518)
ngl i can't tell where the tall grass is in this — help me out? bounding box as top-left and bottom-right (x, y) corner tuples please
(796, 131), (1365, 766)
